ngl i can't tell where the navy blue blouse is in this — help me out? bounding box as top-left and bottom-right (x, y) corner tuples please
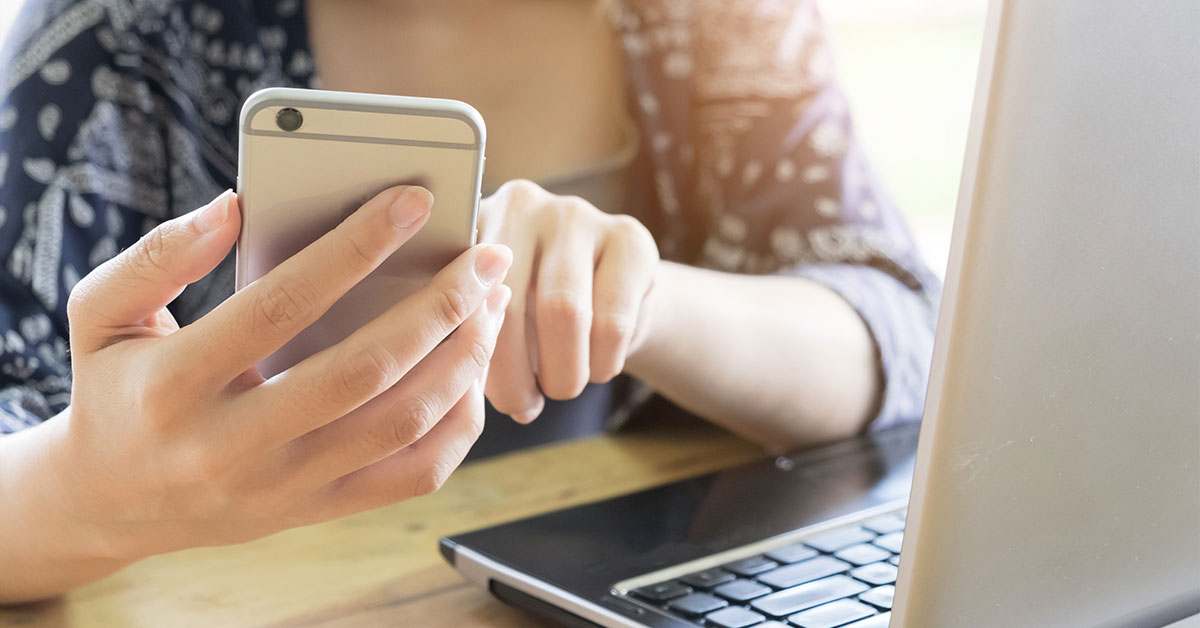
(0, 0), (939, 440)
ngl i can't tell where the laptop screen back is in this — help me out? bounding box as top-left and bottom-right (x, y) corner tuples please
(894, 1), (1200, 626)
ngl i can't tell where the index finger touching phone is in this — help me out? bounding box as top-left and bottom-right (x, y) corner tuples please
(187, 88), (487, 382)
(184, 185), (433, 378)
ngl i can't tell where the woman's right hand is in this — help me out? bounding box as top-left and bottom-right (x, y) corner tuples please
(0, 186), (511, 602)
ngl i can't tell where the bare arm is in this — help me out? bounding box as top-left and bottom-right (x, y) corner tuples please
(627, 262), (880, 449)
(0, 417), (130, 600)
(479, 181), (936, 449)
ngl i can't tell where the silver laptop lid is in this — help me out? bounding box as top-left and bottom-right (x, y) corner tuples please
(894, 1), (1200, 626)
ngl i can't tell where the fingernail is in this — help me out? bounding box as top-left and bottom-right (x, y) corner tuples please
(195, 190), (233, 233)
(390, 187), (433, 228)
(487, 285), (512, 316)
(474, 245), (512, 287)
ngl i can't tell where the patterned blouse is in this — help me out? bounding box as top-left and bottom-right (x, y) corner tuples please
(0, 0), (939, 437)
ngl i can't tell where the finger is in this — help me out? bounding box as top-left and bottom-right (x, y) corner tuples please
(535, 210), (595, 400)
(67, 191), (239, 350)
(590, 217), (658, 383)
(241, 243), (512, 442)
(319, 376), (487, 518)
(482, 224), (544, 423)
(289, 285), (509, 484)
(185, 185), (434, 374)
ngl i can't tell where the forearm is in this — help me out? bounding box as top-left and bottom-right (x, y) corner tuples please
(626, 262), (880, 449)
(0, 413), (128, 604)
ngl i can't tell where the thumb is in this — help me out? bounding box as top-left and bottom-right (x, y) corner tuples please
(68, 190), (241, 344)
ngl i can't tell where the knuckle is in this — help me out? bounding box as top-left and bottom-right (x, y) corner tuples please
(563, 195), (596, 216)
(413, 458), (454, 497)
(166, 445), (209, 493)
(340, 229), (380, 271)
(133, 226), (174, 279)
(590, 366), (621, 384)
(508, 202), (537, 223)
(495, 179), (544, 215)
(610, 213), (642, 236)
(476, 199), (500, 235)
(485, 390), (525, 418)
(136, 372), (185, 432)
(537, 294), (590, 330)
(542, 374), (586, 401)
(503, 178), (541, 198)
(592, 313), (635, 346)
(335, 345), (398, 401)
(464, 406), (486, 444)
(253, 276), (317, 333)
(464, 335), (493, 373)
(612, 215), (656, 251)
(386, 394), (438, 448)
(150, 344), (196, 386)
(433, 284), (474, 327)
(139, 384), (172, 423)
(162, 441), (287, 529)
(166, 443), (236, 517)
(545, 206), (570, 227)
(490, 400), (524, 418)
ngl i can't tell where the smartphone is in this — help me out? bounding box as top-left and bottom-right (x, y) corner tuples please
(236, 87), (486, 378)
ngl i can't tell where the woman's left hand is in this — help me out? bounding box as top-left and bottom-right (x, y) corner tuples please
(479, 180), (660, 422)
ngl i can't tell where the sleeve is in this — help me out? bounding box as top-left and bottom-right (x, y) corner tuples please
(0, 1), (169, 433)
(792, 264), (937, 430)
(613, 0), (941, 429)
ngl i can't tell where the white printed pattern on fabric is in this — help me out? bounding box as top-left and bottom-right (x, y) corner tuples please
(0, 0), (312, 430)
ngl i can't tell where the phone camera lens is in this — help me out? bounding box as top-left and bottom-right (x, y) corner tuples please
(276, 107), (303, 132)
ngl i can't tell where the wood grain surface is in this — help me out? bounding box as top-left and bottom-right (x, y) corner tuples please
(0, 420), (762, 627)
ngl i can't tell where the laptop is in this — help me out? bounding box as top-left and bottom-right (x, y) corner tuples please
(440, 1), (1200, 626)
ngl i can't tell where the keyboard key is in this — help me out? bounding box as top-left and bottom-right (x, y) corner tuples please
(859, 585), (895, 610)
(766, 543), (819, 564)
(758, 556), (850, 589)
(888, 555), (901, 566)
(850, 562), (898, 586)
(805, 527), (876, 553)
(704, 606), (766, 628)
(834, 543), (892, 566)
(873, 532), (904, 554)
(788, 599), (876, 628)
(714, 578), (774, 603)
(844, 612), (891, 627)
(679, 568), (736, 589)
(630, 581), (691, 603)
(666, 592), (728, 617)
(757, 623), (791, 628)
(725, 555), (780, 577)
(750, 575), (868, 617)
(862, 514), (905, 535)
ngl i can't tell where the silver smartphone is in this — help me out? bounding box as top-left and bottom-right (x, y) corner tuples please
(236, 88), (486, 378)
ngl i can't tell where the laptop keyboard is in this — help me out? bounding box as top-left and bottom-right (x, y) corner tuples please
(625, 510), (905, 628)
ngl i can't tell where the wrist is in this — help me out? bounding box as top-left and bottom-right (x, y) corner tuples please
(626, 260), (676, 372)
(50, 409), (147, 564)
(0, 411), (134, 602)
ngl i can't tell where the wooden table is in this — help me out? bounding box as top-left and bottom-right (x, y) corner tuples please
(1, 420), (764, 628)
